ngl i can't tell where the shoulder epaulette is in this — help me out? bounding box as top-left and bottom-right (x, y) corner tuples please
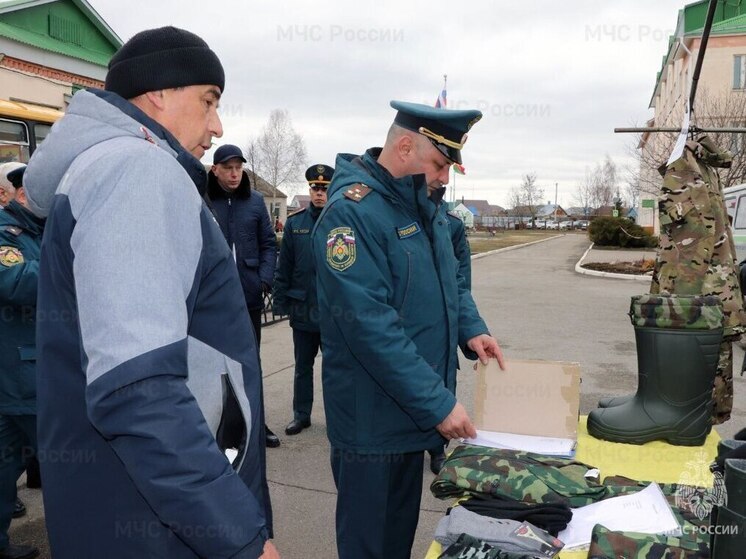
(287, 207), (307, 218)
(343, 184), (372, 202)
(447, 210), (461, 219)
(4, 225), (23, 236)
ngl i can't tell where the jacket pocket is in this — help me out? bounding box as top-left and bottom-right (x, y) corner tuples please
(17, 345), (36, 362)
(244, 257), (260, 269)
(216, 373), (247, 468)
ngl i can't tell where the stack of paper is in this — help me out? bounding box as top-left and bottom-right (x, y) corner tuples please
(558, 483), (681, 550)
(463, 430), (576, 457)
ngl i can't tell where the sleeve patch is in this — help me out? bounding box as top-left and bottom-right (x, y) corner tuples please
(326, 227), (357, 271)
(0, 246), (24, 267)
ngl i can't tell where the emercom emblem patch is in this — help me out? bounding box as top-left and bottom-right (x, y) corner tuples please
(326, 227), (356, 271)
(0, 246), (24, 267)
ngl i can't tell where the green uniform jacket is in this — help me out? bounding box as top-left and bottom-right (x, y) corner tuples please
(0, 200), (44, 415)
(311, 148), (488, 453)
(273, 204), (322, 332)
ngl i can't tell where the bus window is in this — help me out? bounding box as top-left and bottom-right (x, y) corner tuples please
(0, 118), (30, 162)
(34, 123), (52, 146)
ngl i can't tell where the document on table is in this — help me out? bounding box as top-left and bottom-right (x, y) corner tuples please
(558, 482), (681, 550)
(463, 430), (576, 457)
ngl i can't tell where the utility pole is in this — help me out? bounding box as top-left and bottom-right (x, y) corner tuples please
(554, 182), (559, 225)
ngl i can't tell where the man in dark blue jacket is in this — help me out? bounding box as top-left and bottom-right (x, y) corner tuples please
(208, 144), (280, 448)
(273, 164), (333, 436)
(312, 100), (504, 559)
(0, 165), (42, 559)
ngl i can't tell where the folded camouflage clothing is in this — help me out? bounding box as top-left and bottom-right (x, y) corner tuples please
(435, 506), (561, 554)
(587, 523), (709, 559)
(431, 445), (607, 507)
(438, 533), (546, 559)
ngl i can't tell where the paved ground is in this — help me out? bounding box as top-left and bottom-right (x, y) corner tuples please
(10, 233), (745, 558)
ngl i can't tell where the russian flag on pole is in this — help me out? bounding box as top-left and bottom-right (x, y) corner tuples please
(435, 87), (447, 108)
(434, 75), (447, 108)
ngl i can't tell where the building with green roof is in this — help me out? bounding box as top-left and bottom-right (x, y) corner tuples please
(0, 0), (121, 110)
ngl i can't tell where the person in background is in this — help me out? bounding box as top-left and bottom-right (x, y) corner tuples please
(0, 163), (25, 209)
(0, 164), (43, 559)
(427, 187), (473, 475)
(273, 164), (333, 436)
(207, 144), (280, 448)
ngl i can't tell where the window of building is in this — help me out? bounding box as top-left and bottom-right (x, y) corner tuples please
(733, 55), (746, 89)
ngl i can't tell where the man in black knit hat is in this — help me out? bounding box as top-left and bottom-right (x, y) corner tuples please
(24, 27), (279, 559)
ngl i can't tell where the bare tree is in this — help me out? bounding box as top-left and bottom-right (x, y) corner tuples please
(519, 173), (543, 226)
(506, 186), (523, 228)
(248, 109), (307, 218)
(574, 167), (594, 219)
(620, 161), (640, 210)
(631, 88), (746, 201)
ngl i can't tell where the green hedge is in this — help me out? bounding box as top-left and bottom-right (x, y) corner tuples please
(588, 217), (657, 248)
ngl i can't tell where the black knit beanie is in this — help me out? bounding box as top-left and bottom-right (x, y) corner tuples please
(105, 26), (225, 99)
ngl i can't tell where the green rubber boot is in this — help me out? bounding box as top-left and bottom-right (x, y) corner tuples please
(588, 295), (723, 446)
(710, 441), (746, 552)
(712, 459), (746, 558)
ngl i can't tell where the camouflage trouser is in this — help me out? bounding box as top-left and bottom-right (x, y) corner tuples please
(588, 524), (709, 559)
(437, 534), (541, 559)
(712, 339), (733, 425)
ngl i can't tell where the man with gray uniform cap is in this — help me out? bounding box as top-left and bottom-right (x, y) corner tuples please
(24, 26), (278, 558)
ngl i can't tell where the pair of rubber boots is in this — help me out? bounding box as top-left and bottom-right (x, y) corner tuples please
(710, 439), (746, 558)
(587, 294), (724, 446)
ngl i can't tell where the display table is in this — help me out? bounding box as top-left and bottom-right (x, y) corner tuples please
(425, 416), (720, 559)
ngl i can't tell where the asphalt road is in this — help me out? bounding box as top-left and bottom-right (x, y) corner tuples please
(11, 233), (745, 558)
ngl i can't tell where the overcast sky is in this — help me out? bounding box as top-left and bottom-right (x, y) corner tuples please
(88, 0), (687, 207)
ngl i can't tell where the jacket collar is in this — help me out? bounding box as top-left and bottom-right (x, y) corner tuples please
(4, 200), (45, 234)
(207, 170), (251, 201)
(90, 88), (209, 196)
(359, 148), (434, 224)
(309, 202), (323, 220)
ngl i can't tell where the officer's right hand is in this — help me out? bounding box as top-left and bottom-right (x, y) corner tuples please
(436, 402), (476, 440)
(260, 541), (281, 559)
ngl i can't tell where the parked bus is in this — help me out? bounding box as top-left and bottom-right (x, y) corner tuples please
(724, 183), (746, 262)
(0, 99), (64, 163)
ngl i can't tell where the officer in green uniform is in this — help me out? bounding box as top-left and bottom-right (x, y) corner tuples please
(312, 100), (504, 559)
(0, 165), (44, 559)
(273, 164), (333, 436)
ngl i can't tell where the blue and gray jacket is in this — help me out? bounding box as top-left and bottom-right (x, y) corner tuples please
(24, 89), (271, 559)
(311, 148), (488, 454)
